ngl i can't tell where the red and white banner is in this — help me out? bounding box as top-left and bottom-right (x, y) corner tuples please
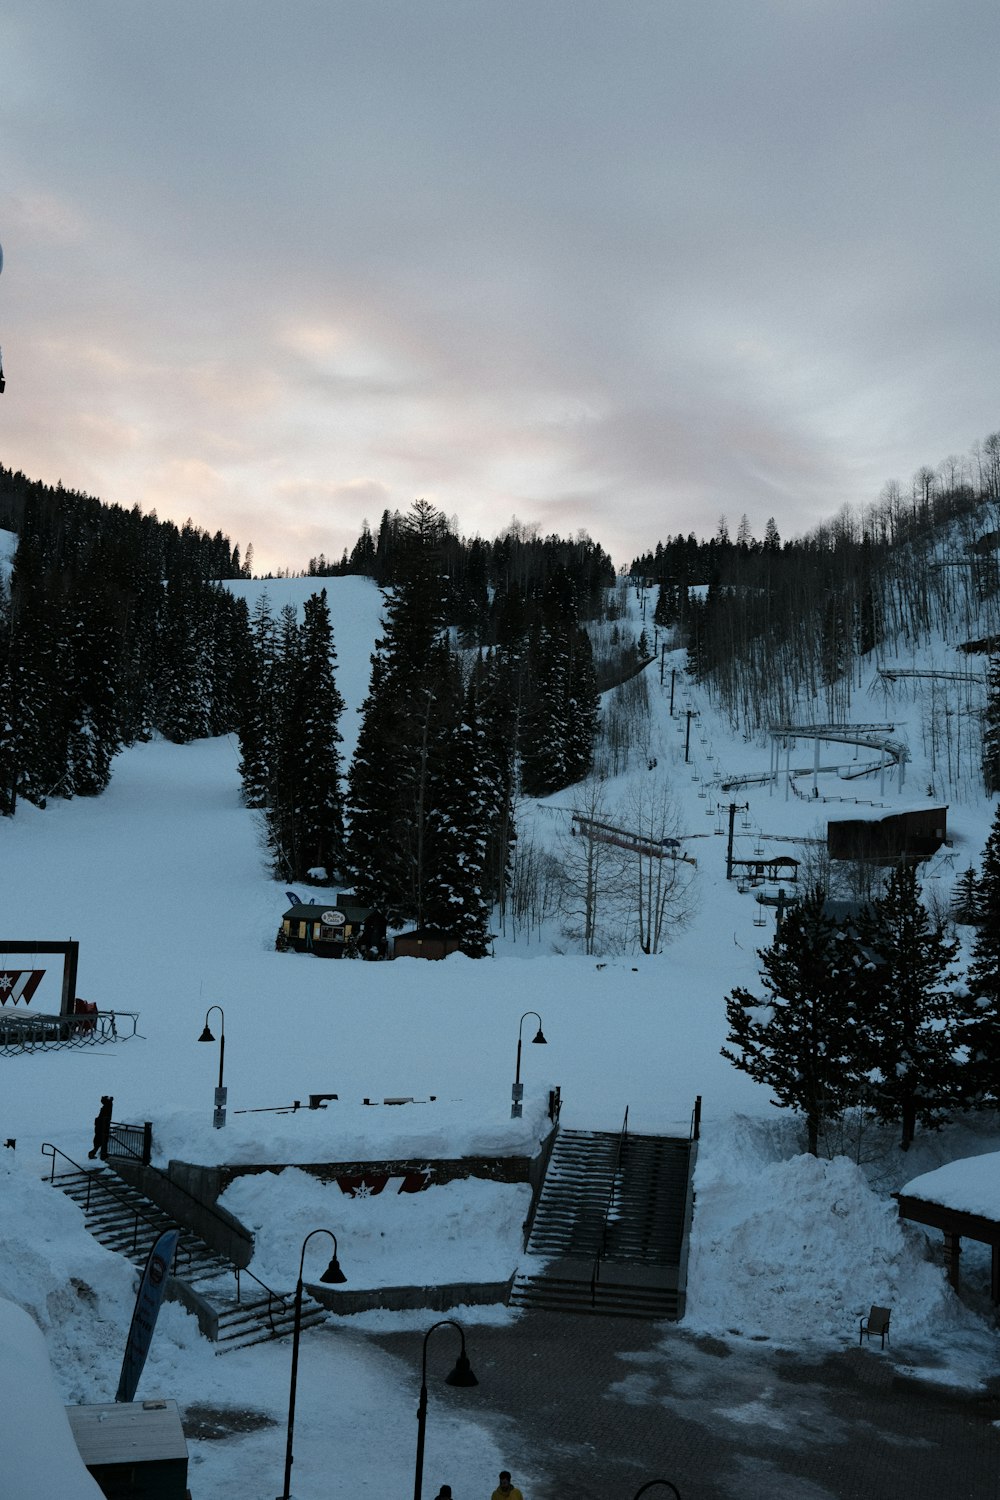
(336, 1171), (431, 1197)
(0, 971), (45, 1006)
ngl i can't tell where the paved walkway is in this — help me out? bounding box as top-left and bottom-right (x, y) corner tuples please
(369, 1312), (1000, 1500)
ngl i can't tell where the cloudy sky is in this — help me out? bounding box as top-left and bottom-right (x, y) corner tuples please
(3, 1), (999, 574)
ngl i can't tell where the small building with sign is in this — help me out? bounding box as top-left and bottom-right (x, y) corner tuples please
(279, 896), (386, 958)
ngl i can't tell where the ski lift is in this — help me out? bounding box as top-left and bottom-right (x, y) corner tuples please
(753, 909), (767, 928)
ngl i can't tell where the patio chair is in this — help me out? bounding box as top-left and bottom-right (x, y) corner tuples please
(859, 1305), (891, 1349)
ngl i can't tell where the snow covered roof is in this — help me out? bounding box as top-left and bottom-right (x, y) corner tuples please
(900, 1152), (1000, 1222)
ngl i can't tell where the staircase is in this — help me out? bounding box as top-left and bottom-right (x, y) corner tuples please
(509, 1126), (694, 1320)
(47, 1159), (327, 1351)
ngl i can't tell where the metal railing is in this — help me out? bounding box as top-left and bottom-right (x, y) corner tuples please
(0, 1009), (140, 1052)
(41, 1142), (194, 1276)
(591, 1105), (629, 1306)
(40, 1141), (290, 1329)
(107, 1120), (152, 1166)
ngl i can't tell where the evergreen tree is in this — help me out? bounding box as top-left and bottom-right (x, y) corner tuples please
(265, 605), (306, 878)
(64, 579), (121, 796)
(282, 589), (347, 881)
(964, 804), (1000, 1105)
(237, 593), (278, 809)
(348, 502), (458, 925)
(722, 887), (865, 1155)
(422, 663), (493, 954)
(952, 865), (983, 925)
(854, 863), (964, 1150)
(565, 624), (599, 784)
(519, 620), (571, 796)
(155, 575), (213, 743)
(467, 650), (518, 916)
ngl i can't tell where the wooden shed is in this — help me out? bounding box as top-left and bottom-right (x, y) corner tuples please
(827, 806), (947, 865)
(279, 895), (386, 958)
(392, 927), (463, 961)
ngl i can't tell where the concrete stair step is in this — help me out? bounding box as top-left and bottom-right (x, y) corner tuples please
(508, 1274), (680, 1321)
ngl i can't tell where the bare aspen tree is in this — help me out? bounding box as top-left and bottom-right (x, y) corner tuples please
(551, 778), (630, 955)
(624, 781), (697, 953)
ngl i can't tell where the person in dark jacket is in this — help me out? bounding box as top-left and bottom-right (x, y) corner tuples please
(88, 1095), (113, 1160)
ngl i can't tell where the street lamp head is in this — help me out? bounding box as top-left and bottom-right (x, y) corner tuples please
(531, 1025), (546, 1045)
(198, 1024), (215, 1043)
(444, 1350), (478, 1388)
(319, 1252), (348, 1285)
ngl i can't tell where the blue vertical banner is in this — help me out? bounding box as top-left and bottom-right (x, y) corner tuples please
(115, 1227), (180, 1403)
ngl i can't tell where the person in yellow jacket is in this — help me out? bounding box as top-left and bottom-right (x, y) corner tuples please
(491, 1472), (523, 1500)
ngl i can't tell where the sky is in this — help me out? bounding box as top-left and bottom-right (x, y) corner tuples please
(2, 569), (1000, 1495)
(3, 2), (1000, 574)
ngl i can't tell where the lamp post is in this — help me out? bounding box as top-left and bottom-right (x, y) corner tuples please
(278, 1228), (347, 1500)
(413, 1319), (478, 1500)
(511, 1010), (546, 1119)
(632, 1483), (682, 1500)
(197, 1005), (227, 1128)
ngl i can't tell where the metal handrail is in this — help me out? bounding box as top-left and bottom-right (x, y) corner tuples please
(41, 1142), (195, 1276)
(40, 1141), (290, 1318)
(591, 1105), (629, 1305)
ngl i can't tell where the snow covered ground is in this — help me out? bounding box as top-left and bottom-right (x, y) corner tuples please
(1, 567), (999, 1498)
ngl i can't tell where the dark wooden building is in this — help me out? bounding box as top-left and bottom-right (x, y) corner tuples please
(392, 927), (463, 961)
(279, 895), (385, 958)
(827, 806), (947, 865)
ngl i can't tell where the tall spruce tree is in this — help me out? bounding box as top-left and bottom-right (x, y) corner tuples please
(237, 593), (278, 809)
(348, 502), (458, 925)
(854, 863), (964, 1150)
(722, 887), (865, 1155)
(282, 589), (347, 881)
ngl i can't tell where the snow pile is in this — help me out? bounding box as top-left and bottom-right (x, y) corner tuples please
(220, 1168), (532, 1290)
(0, 1298), (105, 1499)
(0, 1155), (205, 1406)
(685, 1119), (970, 1346)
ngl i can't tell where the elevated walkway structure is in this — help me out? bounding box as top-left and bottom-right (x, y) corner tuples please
(768, 722), (908, 798)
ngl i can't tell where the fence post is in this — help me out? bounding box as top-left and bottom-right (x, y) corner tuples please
(692, 1095), (702, 1142)
(142, 1123), (152, 1166)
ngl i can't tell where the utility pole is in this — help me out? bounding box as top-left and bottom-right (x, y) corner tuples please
(725, 801), (750, 880)
(684, 708), (698, 763)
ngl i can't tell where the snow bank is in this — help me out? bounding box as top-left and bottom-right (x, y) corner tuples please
(151, 1094), (556, 1170)
(220, 1168), (532, 1289)
(0, 1298), (105, 1499)
(685, 1119), (973, 1346)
